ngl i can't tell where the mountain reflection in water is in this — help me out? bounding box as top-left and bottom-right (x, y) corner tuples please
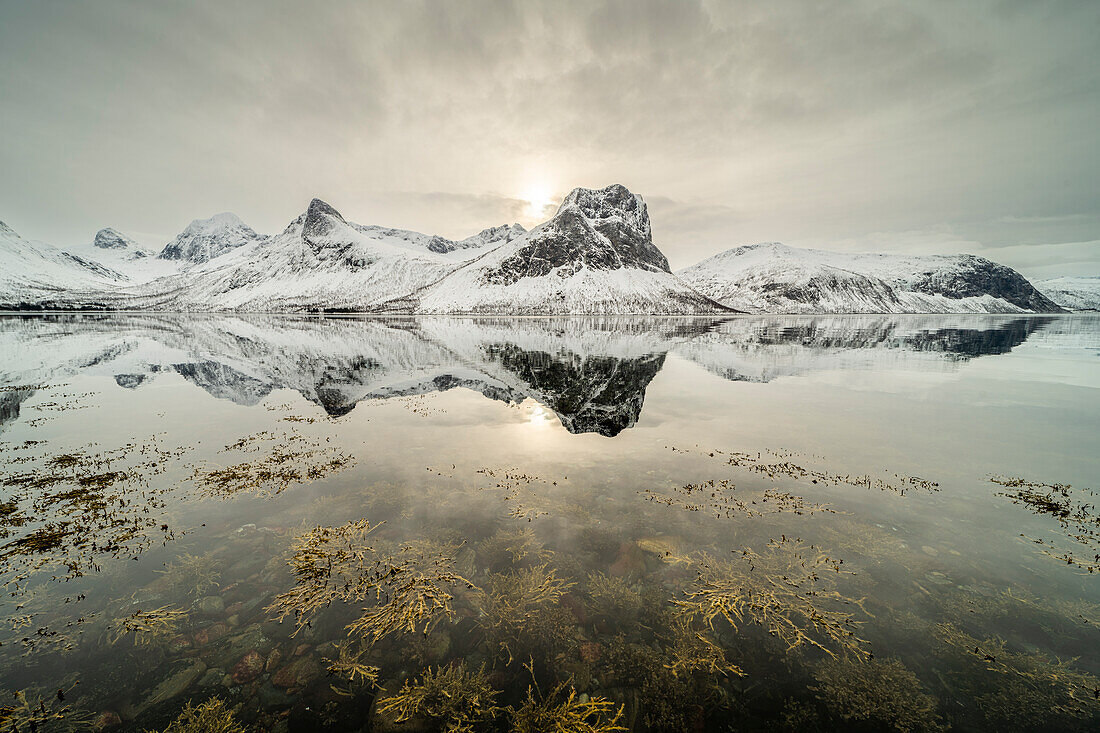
(0, 314), (1073, 436)
(1, 313), (1098, 732)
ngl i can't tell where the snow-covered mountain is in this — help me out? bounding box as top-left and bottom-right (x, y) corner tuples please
(157, 212), (265, 263)
(0, 189), (1072, 315)
(0, 220), (126, 308)
(1035, 276), (1100, 311)
(385, 184), (731, 315)
(120, 199), (500, 311)
(677, 242), (1063, 314)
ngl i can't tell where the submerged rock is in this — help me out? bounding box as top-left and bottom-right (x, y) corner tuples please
(195, 595), (225, 614)
(271, 655), (321, 690)
(231, 649), (265, 684)
(135, 659), (207, 716)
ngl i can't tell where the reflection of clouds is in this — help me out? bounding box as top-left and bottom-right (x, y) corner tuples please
(525, 402), (555, 428)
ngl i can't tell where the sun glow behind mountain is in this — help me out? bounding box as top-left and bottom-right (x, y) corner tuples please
(521, 185), (555, 222)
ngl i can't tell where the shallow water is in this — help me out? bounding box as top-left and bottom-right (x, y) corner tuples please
(0, 313), (1097, 732)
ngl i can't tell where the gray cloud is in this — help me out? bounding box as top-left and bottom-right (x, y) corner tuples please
(1, 0), (1097, 275)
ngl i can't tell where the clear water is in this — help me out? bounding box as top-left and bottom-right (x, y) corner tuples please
(0, 313), (1097, 732)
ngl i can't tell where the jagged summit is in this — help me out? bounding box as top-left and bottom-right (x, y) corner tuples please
(552, 184), (668, 272)
(158, 212), (264, 264)
(481, 184), (670, 286)
(302, 198), (347, 241)
(555, 183), (665, 268)
(0, 221), (17, 237)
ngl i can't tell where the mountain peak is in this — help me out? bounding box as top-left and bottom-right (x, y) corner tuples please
(0, 221), (17, 238)
(183, 212), (244, 233)
(302, 198), (347, 240)
(159, 212), (262, 263)
(93, 227), (137, 250)
(558, 184), (650, 235)
(547, 183), (667, 273)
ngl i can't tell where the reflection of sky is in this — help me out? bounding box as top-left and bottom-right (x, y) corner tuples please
(1, 313), (1098, 697)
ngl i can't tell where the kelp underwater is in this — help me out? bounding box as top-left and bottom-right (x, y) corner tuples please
(0, 315), (1098, 732)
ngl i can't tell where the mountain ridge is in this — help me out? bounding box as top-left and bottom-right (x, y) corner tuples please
(0, 189), (1073, 314)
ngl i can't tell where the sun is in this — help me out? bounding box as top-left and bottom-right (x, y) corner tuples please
(520, 185), (554, 221)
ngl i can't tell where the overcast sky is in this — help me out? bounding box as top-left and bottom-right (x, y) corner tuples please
(1, 0), (1097, 277)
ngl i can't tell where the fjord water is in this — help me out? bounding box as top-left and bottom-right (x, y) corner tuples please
(1, 314), (1097, 731)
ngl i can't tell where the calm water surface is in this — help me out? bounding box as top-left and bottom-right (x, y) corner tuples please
(0, 314), (1097, 732)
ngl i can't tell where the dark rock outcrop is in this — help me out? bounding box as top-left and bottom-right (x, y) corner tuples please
(484, 184), (671, 286)
(909, 255), (1063, 312)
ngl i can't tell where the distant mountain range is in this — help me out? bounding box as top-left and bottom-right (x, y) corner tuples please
(1034, 276), (1100, 311)
(0, 185), (1082, 313)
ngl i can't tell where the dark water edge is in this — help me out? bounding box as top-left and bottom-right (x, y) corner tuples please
(0, 313), (1097, 732)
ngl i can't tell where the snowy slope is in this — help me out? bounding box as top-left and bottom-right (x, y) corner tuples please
(388, 184), (731, 315)
(678, 242), (1063, 314)
(1036, 276), (1100, 311)
(158, 212), (266, 263)
(121, 199), (491, 311)
(351, 222), (527, 257)
(0, 221), (126, 308)
(63, 228), (184, 284)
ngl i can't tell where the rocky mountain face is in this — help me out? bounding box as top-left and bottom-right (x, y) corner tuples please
(485, 184), (668, 285)
(158, 212), (265, 263)
(390, 184), (730, 314)
(678, 242), (1064, 314)
(905, 255), (1060, 311)
(486, 343), (665, 436)
(93, 228), (145, 255)
(1036, 276), (1100, 311)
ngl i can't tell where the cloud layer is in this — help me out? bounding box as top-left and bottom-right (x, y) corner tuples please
(2, 0), (1097, 275)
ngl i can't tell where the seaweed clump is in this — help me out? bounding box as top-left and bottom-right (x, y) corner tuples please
(586, 571), (643, 625)
(325, 639), (381, 686)
(270, 519), (476, 646)
(600, 630), (734, 731)
(674, 537), (870, 660)
(377, 662), (500, 732)
(0, 689), (94, 733)
(511, 678), (625, 733)
(157, 553), (221, 600)
(193, 431), (354, 498)
(475, 563), (577, 664)
(477, 527), (549, 572)
(810, 657), (944, 732)
(159, 697), (246, 733)
(110, 605), (189, 646)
